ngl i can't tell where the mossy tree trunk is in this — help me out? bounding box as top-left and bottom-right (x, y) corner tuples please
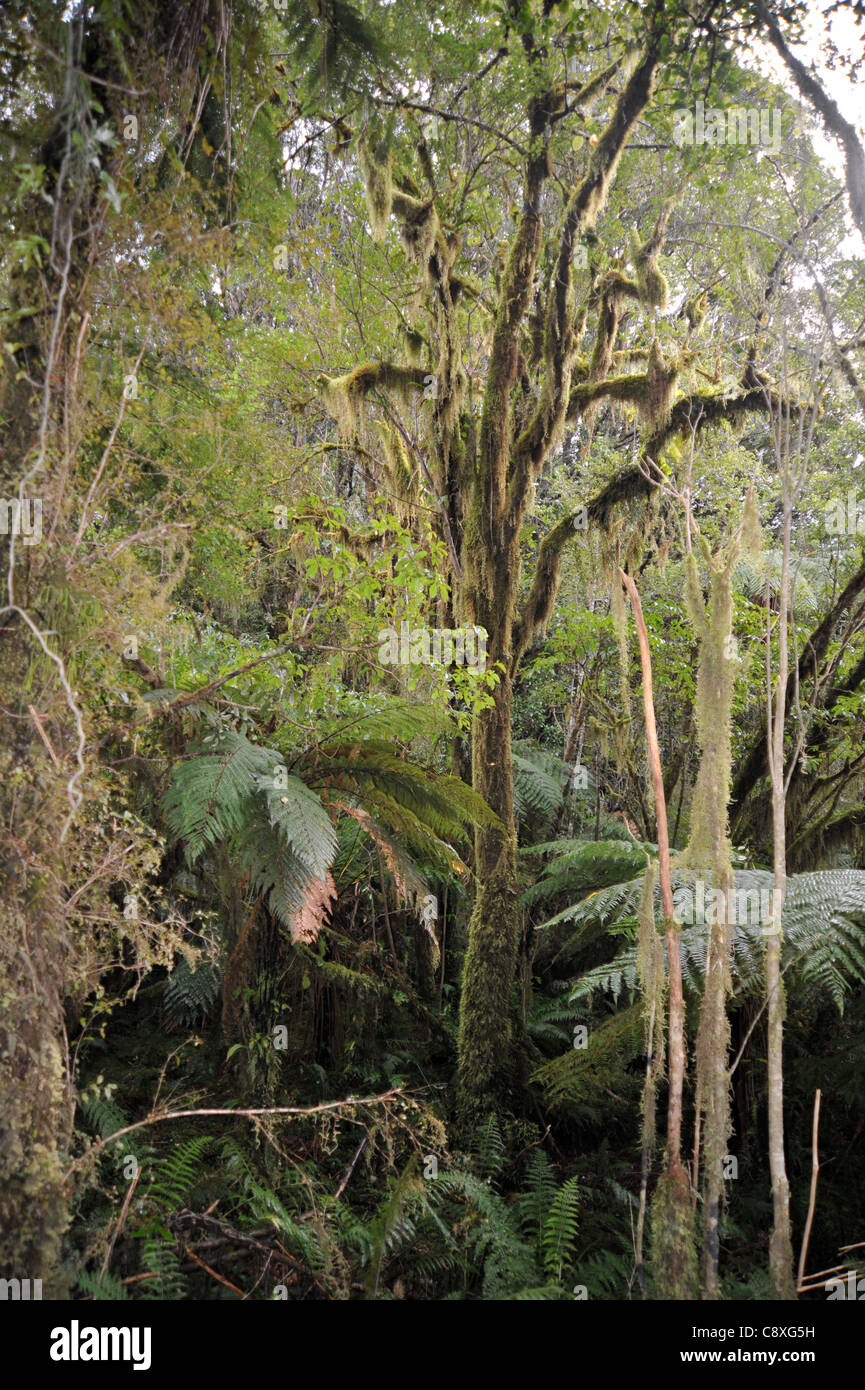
(0, 0), (237, 1286)
(324, 19), (667, 1125)
(682, 546), (739, 1299)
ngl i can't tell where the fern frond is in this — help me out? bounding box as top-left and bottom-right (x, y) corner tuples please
(258, 774), (337, 878)
(542, 1176), (582, 1281)
(522, 839), (650, 909)
(512, 742), (569, 825)
(235, 819), (314, 925)
(162, 957), (223, 1029)
(163, 730), (272, 860)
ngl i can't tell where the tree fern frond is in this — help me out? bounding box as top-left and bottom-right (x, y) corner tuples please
(258, 774), (337, 879)
(235, 819), (314, 925)
(512, 743), (568, 825)
(163, 729), (272, 861)
(522, 839), (650, 909)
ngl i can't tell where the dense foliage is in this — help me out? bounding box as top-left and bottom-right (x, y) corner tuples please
(1, 0), (865, 1302)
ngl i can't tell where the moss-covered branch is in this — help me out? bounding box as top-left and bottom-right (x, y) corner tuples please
(731, 557), (865, 833)
(513, 381), (791, 666)
(506, 43), (660, 524)
(318, 361), (430, 435)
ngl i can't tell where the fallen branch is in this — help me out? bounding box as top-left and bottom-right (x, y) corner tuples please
(62, 1088), (404, 1182)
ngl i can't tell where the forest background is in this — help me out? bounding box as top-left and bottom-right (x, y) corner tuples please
(2, 0), (865, 1303)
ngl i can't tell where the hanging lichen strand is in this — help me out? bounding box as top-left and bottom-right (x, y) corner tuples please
(358, 130), (394, 241)
(610, 558), (632, 732)
(681, 535), (740, 1299)
(619, 569), (697, 1301)
(634, 859), (666, 1293)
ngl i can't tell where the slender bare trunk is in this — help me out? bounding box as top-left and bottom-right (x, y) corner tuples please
(620, 570), (696, 1298)
(765, 468), (796, 1300)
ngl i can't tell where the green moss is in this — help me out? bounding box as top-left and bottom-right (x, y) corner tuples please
(650, 1163), (699, 1300)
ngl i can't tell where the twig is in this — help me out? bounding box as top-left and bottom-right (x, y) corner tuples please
(99, 1165), (141, 1283)
(62, 1089), (403, 1181)
(797, 1089), (822, 1290)
(334, 1136), (368, 1200)
(183, 1245), (245, 1298)
(27, 704), (61, 768)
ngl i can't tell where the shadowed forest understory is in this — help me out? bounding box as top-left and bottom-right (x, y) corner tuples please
(3, 0), (865, 1307)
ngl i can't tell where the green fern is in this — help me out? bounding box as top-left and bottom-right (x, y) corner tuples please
(140, 1238), (187, 1300)
(164, 729), (272, 861)
(473, 1113), (506, 1180)
(516, 1149), (559, 1261)
(76, 1269), (130, 1300)
(258, 774), (337, 878)
(235, 818), (317, 923)
(555, 866), (865, 1013)
(146, 1136), (214, 1213)
(512, 741), (569, 825)
(162, 957), (223, 1029)
(542, 1176), (582, 1281)
(164, 728), (338, 928)
(522, 838), (650, 910)
(365, 1156), (427, 1298)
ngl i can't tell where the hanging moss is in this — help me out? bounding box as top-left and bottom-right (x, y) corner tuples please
(680, 536), (742, 1298)
(319, 361), (425, 439)
(636, 863), (666, 1125)
(402, 325), (426, 365)
(376, 420), (421, 523)
(397, 194), (438, 268)
(644, 338), (678, 431)
(630, 198), (676, 311)
(741, 483), (763, 567)
(357, 132), (393, 241)
(635, 862), (666, 1291)
(321, 371), (360, 437)
(568, 346), (679, 432)
(684, 290), (708, 333)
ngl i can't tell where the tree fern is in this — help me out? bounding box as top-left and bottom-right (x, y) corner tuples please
(554, 866), (865, 1012)
(512, 741), (569, 825)
(162, 957), (223, 1029)
(164, 726), (344, 931)
(235, 818), (317, 923)
(258, 773), (337, 878)
(522, 838), (650, 910)
(163, 729), (272, 861)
